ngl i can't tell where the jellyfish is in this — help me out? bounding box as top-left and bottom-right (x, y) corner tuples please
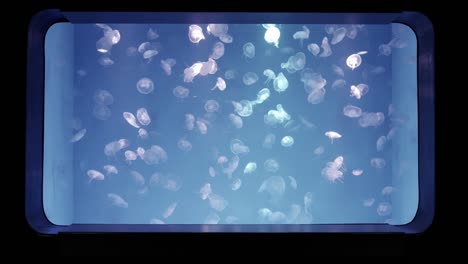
(217, 156), (228, 165)
(103, 165), (118, 175)
(123, 112), (140, 128)
(70, 128), (87, 143)
(96, 36), (113, 53)
(142, 145), (168, 165)
(204, 100), (220, 113)
(231, 178), (242, 191)
(126, 46), (137, 56)
(177, 138), (192, 152)
(104, 29), (120, 45)
(107, 193), (128, 208)
(346, 25), (359, 39)
(256, 88), (271, 104)
(130, 170), (145, 186)
(230, 139), (250, 155)
(104, 141), (121, 157)
(352, 169), (363, 176)
(199, 183), (212, 200)
(281, 136), (294, 147)
(212, 77), (226, 91)
(376, 202), (392, 216)
(136, 108), (151, 126)
(173, 86), (190, 99)
(224, 69), (237, 80)
(263, 133), (276, 149)
(243, 42), (255, 59)
(232, 100), (253, 117)
(229, 113), (243, 129)
(324, 131), (342, 144)
(136, 77), (154, 94)
(222, 155), (240, 177)
(332, 64), (345, 77)
(87, 169), (105, 183)
(378, 44), (392, 56)
(268, 211), (286, 223)
(93, 90), (114, 105)
(220, 34), (233, 43)
(243, 162), (257, 174)
(263, 69), (276, 85)
(273, 72), (289, 93)
(349, 83), (369, 99)
(307, 87), (326, 104)
(136, 147), (145, 159)
(370, 158), (386, 169)
(143, 50), (158, 61)
(288, 176), (297, 190)
(150, 219), (164, 224)
(319, 37), (332, 57)
(321, 165), (344, 183)
(358, 112), (385, 127)
(125, 150), (138, 163)
(207, 193), (228, 212)
(264, 25), (281, 47)
(313, 146), (324, 156)
(343, 104), (363, 118)
(264, 104), (291, 127)
(331, 27), (347, 45)
(185, 114), (195, 130)
(293, 25), (310, 46)
(281, 52), (306, 73)
(209, 166), (216, 177)
(376, 136), (387, 152)
(242, 72), (259, 86)
(210, 42), (225, 60)
(382, 186), (396, 196)
(196, 119), (208, 134)
(204, 212), (221, 224)
(332, 79), (347, 89)
(301, 69), (327, 93)
(98, 55), (114, 66)
(264, 159), (280, 173)
(163, 202), (178, 219)
(346, 51), (367, 70)
(206, 24), (229, 37)
(362, 198), (375, 207)
(160, 58), (176, 75)
(258, 176), (286, 201)
(117, 139), (130, 149)
(146, 27), (159, 40)
(258, 208), (273, 222)
(307, 43), (320, 56)
(188, 25), (205, 44)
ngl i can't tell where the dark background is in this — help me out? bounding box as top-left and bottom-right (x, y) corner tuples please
(11, 0), (450, 257)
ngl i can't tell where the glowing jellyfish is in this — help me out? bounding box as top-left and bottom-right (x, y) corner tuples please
(313, 146), (324, 156)
(242, 72), (259, 86)
(96, 36), (113, 53)
(321, 165), (344, 183)
(230, 139), (250, 155)
(138, 42), (151, 53)
(136, 108), (151, 126)
(136, 77), (154, 94)
(125, 150), (138, 163)
(319, 37), (332, 57)
(142, 145), (168, 165)
(263, 69), (276, 85)
(243, 42), (255, 59)
(220, 34), (233, 43)
(104, 29), (120, 45)
(346, 51), (368, 70)
(307, 87), (326, 104)
(136, 147), (145, 159)
(231, 178), (242, 191)
(200, 183), (212, 200)
(207, 193), (228, 212)
(177, 138), (192, 152)
(264, 104), (291, 127)
(352, 169), (363, 176)
(301, 69), (327, 93)
(382, 186), (396, 196)
(123, 112), (140, 128)
(222, 155), (240, 178)
(233, 100), (253, 117)
(343, 104), (362, 118)
(210, 42), (225, 60)
(204, 100), (220, 113)
(150, 219), (164, 224)
(331, 27), (347, 45)
(376, 202), (392, 216)
(229, 113), (243, 129)
(130, 170), (145, 186)
(243, 162), (257, 174)
(209, 166), (216, 177)
(264, 25), (281, 48)
(217, 156), (228, 165)
(288, 176), (297, 190)
(281, 136), (294, 147)
(103, 165), (118, 175)
(358, 112), (385, 127)
(185, 114), (195, 130)
(173, 86), (190, 99)
(273, 72), (289, 93)
(87, 169), (104, 183)
(281, 52), (306, 73)
(163, 202), (177, 219)
(143, 50), (158, 60)
(224, 70), (237, 80)
(107, 193), (128, 208)
(207, 24), (229, 37)
(350, 83), (369, 99)
(307, 43), (320, 56)
(104, 141), (121, 157)
(212, 77), (226, 91)
(293, 25), (310, 46)
(147, 28), (159, 40)
(376, 136), (387, 152)
(362, 198), (375, 207)
(258, 176), (286, 201)
(160, 58), (176, 75)
(264, 159), (280, 173)
(332, 64), (345, 77)
(256, 88), (270, 104)
(98, 55), (114, 66)
(370, 158), (386, 169)
(93, 89), (114, 105)
(378, 44), (392, 56)
(196, 119), (208, 134)
(70, 128), (87, 143)
(118, 139), (130, 149)
(332, 79), (347, 89)
(188, 25), (205, 44)
(324, 131), (342, 144)
(204, 212), (220, 224)
(183, 62), (203, 82)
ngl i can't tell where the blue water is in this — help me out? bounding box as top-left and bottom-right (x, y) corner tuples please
(44, 22), (418, 226)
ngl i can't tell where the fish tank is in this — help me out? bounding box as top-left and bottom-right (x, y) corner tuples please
(26, 10), (435, 234)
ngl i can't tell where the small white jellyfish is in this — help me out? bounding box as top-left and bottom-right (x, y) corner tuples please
(378, 44), (392, 56)
(212, 77), (226, 91)
(150, 219), (164, 224)
(258, 176), (286, 201)
(258, 208), (273, 221)
(370, 158), (386, 169)
(130, 170), (145, 185)
(185, 114), (195, 130)
(104, 141), (121, 157)
(343, 104), (363, 118)
(229, 113), (243, 129)
(188, 25), (205, 44)
(263, 69), (276, 85)
(382, 186), (396, 196)
(324, 131), (342, 143)
(288, 176), (297, 190)
(207, 193), (228, 212)
(87, 169), (104, 183)
(104, 29), (120, 45)
(263, 133), (276, 149)
(352, 169), (363, 176)
(307, 43), (320, 56)
(210, 42), (225, 60)
(231, 178), (242, 191)
(93, 90), (114, 106)
(107, 193), (128, 208)
(264, 159), (280, 173)
(177, 138), (192, 152)
(281, 136), (294, 147)
(142, 145), (168, 165)
(117, 138), (130, 149)
(172, 86), (190, 99)
(204, 100), (220, 113)
(244, 162), (257, 174)
(70, 128), (87, 143)
(313, 146), (324, 156)
(125, 150), (138, 163)
(136, 147), (145, 159)
(136, 77), (154, 94)
(143, 49), (158, 60)
(224, 69), (237, 80)
(346, 51), (367, 70)
(242, 72), (259, 86)
(307, 87), (326, 104)
(217, 156), (228, 165)
(196, 119), (208, 135)
(281, 52), (306, 73)
(230, 139), (250, 155)
(147, 28), (159, 40)
(163, 202), (177, 219)
(331, 27), (347, 45)
(209, 166), (216, 177)
(321, 166), (344, 183)
(161, 177), (181, 192)
(376, 136), (387, 152)
(358, 112), (385, 127)
(319, 37), (332, 57)
(264, 25), (281, 47)
(219, 34), (233, 43)
(199, 183), (212, 200)
(349, 83), (369, 100)
(332, 79), (347, 89)
(206, 24), (229, 37)
(136, 108), (151, 126)
(160, 58), (176, 75)
(103, 165), (118, 175)
(123, 112), (140, 128)
(273, 72), (289, 93)
(293, 25), (310, 46)
(362, 198), (375, 207)
(98, 55), (114, 66)
(204, 212), (220, 224)
(264, 104), (291, 126)
(96, 36), (113, 53)
(137, 41), (152, 53)
(243, 42), (255, 59)
(332, 64), (345, 77)
(376, 202), (392, 216)
(256, 88), (271, 104)
(301, 69), (327, 93)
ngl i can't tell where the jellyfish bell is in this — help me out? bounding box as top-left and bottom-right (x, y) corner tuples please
(188, 25), (205, 44)
(324, 131), (342, 143)
(346, 51), (367, 70)
(212, 77), (226, 91)
(264, 25), (280, 48)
